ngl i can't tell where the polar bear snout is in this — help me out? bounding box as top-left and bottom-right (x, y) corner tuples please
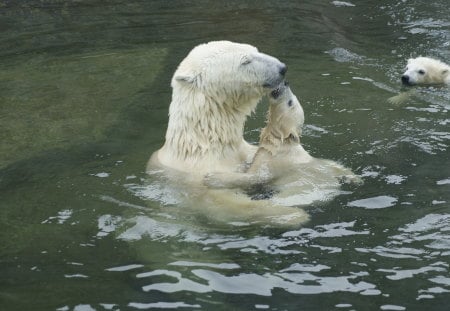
(279, 63), (288, 76)
(265, 62), (287, 88)
(257, 52), (287, 89)
(270, 88), (281, 99)
(401, 74), (412, 85)
(270, 81), (288, 99)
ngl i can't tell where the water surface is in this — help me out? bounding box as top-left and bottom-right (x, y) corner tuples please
(1, 1), (449, 310)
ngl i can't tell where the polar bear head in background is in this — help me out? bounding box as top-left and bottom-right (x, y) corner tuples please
(402, 57), (450, 86)
(149, 41), (287, 174)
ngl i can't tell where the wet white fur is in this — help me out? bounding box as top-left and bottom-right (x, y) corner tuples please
(145, 41), (309, 226)
(204, 85), (361, 206)
(148, 41), (286, 175)
(402, 57), (450, 85)
(249, 84), (311, 174)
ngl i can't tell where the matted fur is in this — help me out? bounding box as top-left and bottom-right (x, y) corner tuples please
(144, 41), (310, 226)
(204, 83), (361, 208)
(148, 41), (287, 175)
(250, 82), (309, 172)
(402, 57), (450, 86)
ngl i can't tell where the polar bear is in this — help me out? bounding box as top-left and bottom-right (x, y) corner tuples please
(401, 57), (450, 86)
(148, 41), (287, 175)
(204, 81), (310, 187)
(205, 82), (361, 206)
(143, 41), (311, 226)
(247, 81), (311, 175)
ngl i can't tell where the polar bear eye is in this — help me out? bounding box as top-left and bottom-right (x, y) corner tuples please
(418, 69), (425, 75)
(287, 100), (293, 107)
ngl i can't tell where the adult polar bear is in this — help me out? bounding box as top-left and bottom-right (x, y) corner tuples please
(145, 41), (354, 225)
(148, 41), (287, 175)
(146, 41), (311, 225)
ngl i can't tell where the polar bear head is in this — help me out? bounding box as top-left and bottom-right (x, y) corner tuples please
(160, 41), (288, 168)
(172, 41), (287, 111)
(401, 57), (450, 86)
(265, 81), (304, 143)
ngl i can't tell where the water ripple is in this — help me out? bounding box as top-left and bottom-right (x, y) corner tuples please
(136, 268), (377, 296)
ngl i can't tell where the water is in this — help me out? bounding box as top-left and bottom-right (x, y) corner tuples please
(1, 0), (449, 310)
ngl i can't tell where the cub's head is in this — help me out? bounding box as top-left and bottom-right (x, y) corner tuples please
(172, 41), (287, 101)
(266, 81), (304, 142)
(402, 57), (450, 86)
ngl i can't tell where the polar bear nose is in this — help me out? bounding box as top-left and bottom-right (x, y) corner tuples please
(279, 64), (288, 76)
(401, 75), (410, 84)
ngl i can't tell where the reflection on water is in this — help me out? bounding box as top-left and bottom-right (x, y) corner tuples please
(125, 159), (356, 226)
(0, 47), (167, 168)
(1, 0), (450, 310)
(137, 266), (376, 296)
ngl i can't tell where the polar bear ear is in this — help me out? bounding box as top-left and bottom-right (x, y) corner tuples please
(174, 73), (198, 84)
(288, 133), (300, 143)
(442, 69), (449, 75)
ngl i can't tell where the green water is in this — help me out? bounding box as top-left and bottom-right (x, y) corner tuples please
(1, 1), (449, 310)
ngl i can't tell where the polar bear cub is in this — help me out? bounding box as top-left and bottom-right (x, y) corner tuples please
(247, 81), (312, 175)
(402, 57), (450, 86)
(205, 82), (360, 201)
(204, 81), (309, 188)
